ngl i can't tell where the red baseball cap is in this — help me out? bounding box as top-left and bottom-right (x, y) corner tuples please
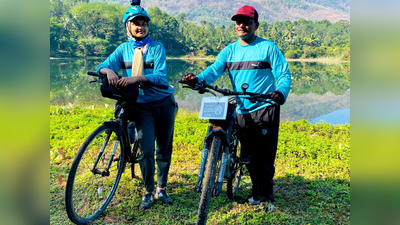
(231, 5), (259, 22)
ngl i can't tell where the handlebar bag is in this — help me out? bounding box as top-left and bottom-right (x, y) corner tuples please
(100, 76), (139, 103)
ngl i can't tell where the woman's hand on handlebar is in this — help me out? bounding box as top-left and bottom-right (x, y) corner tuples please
(117, 77), (136, 88)
(117, 76), (149, 88)
(180, 72), (198, 86)
(100, 68), (119, 87)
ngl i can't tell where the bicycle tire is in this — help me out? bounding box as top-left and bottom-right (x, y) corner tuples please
(196, 136), (221, 225)
(227, 162), (244, 200)
(226, 135), (242, 200)
(65, 123), (126, 224)
(130, 136), (140, 178)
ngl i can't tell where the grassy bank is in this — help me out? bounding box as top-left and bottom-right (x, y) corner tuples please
(50, 106), (350, 224)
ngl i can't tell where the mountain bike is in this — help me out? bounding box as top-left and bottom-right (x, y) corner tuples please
(179, 79), (272, 225)
(65, 71), (168, 224)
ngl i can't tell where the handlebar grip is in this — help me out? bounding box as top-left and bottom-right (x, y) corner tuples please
(87, 71), (104, 78)
(260, 94), (272, 99)
(179, 78), (194, 84)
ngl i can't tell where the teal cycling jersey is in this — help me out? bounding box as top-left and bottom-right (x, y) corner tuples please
(197, 36), (291, 114)
(97, 40), (174, 103)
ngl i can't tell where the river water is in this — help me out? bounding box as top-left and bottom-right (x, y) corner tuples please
(50, 58), (350, 125)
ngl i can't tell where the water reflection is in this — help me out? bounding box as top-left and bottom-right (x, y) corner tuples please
(50, 59), (350, 124)
(310, 108), (350, 125)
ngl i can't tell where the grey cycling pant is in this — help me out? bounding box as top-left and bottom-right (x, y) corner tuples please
(134, 94), (178, 193)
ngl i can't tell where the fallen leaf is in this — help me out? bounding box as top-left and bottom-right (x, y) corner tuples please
(104, 216), (118, 223)
(57, 149), (65, 160)
(57, 173), (66, 186)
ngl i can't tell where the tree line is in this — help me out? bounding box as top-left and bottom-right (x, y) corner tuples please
(50, 0), (350, 60)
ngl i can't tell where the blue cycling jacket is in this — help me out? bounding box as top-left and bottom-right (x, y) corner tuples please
(197, 36), (291, 114)
(97, 41), (174, 103)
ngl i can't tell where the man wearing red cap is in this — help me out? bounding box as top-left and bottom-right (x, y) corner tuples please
(181, 5), (291, 209)
(182, 5), (291, 207)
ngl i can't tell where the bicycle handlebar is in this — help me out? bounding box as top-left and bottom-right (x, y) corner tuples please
(178, 79), (271, 101)
(87, 71), (170, 89)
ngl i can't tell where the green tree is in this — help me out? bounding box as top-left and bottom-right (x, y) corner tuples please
(49, 1), (349, 59)
(50, 0), (64, 19)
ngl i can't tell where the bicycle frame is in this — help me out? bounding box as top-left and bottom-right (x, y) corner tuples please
(86, 71), (169, 179)
(178, 79), (274, 225)
(90, 102), (139, 178)
(181, 80), (272, 197)
(66, 72), (171, 225)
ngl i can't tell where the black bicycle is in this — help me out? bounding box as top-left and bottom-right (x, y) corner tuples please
(65, 71), (168, 224)
(179, 79), (272, 225)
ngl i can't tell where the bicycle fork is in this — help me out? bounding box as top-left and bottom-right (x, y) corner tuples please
(91, 130), (119, 177)
(214, 146), (228, 196)
(195, 125), (229, 197)
(195, 141), (209, 193)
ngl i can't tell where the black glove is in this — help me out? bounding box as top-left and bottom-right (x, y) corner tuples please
(269, 90), (285, 105)
(180, 72), (198, 87)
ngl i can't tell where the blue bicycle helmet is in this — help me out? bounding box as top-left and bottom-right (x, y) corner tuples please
(123, 6), (151, 28)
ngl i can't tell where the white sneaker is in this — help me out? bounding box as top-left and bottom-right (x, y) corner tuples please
(267, 202), (275, 212)
(248, 196), (261, 205)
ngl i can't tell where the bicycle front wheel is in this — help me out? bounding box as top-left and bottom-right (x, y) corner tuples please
(65, 123), (126, 224)
(196, 136), (221, 225)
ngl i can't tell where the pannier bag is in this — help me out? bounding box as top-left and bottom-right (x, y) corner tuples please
(100, 76), (139, 102)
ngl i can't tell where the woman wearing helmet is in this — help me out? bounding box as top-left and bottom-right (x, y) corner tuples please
(97, 6), (177, 209)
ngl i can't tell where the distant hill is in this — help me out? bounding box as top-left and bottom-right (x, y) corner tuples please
(93, 0), (350, 26)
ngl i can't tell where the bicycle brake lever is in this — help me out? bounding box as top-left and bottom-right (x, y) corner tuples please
(199, 89), (216, 97)
(183, 84), (203, 91)
(89, 80), (98, 83)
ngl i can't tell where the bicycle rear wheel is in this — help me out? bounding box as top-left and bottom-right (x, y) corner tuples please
(65, 123), (126, 224)
(226, 136), (242, 200)
(227, 162), (244, 200)
(196, 136), (221, 225)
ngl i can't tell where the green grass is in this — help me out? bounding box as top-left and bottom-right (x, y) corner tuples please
(50, 106), (350, 224)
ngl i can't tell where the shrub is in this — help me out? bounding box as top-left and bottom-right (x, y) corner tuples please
(294, 49), (303, 58)
(285, 50), (296, 59)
